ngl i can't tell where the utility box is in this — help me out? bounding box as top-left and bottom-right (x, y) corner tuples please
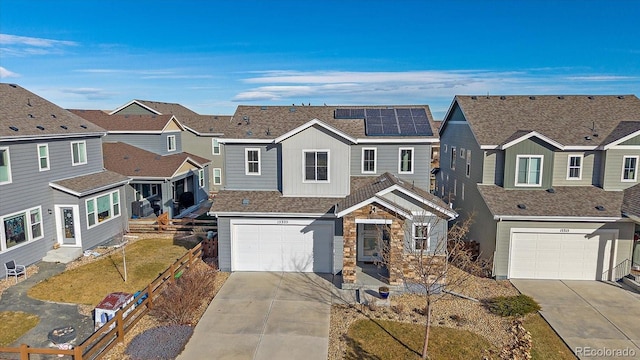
(94, 292), (134, 331)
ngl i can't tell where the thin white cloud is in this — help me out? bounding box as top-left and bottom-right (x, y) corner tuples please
(0, 66), (19, 78)
(61, 88), (115, 100)
(565, 75), (637, 81)
(0, 34), (78, 56)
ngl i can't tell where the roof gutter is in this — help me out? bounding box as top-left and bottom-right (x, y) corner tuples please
(49, 178), (130, 197)
(493, 215), (624, 222)
(1, 132), (106, 142)
(213, 212), (337, 218)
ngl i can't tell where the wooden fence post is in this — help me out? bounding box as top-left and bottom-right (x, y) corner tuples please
(147, 283), (153, 309)
(74, 344), (83, 359)
(20, 343), (28, 360)
(116, 310), (125, 343)
(170, 263), (175, 283)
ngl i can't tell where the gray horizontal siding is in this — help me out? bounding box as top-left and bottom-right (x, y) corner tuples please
(224, 144), (279, 191)
(503, 138), (554, 189)
(105, 132), (182, 155)
(217, 217), (231, 271)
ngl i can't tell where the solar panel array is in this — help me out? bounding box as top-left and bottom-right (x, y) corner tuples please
(334, 108), (432, 136)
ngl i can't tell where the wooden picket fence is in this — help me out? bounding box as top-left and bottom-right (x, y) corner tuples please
(0, 242), (203, 360)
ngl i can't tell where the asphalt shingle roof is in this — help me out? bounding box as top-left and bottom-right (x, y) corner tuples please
(51, 170), (129, 197)
(451, 95), (640, 147)
(103, 142), (210, 178)
(477, 185), (625, 218)
(211, 191), (339, 214)
(69, 109), (175, 132)
(129, 100), (231, 135)
(0, 83), (105, 138)
(622, 184), (640, 218)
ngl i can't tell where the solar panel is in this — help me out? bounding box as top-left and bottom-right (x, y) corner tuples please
(358, 107), (433, 136)
(365, 108), (380, 117)
(334, 108), (365, 119)
(396, 108), (412, 116)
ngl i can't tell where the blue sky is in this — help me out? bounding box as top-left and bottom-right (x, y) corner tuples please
(1, 0), (639, 119)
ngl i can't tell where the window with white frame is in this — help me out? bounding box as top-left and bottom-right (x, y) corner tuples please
(304, 150), (329, 181)
(413, 222), (430, 251)
(622, 155), (638, 181)
(466, 149), (471, 177)
(450, 146), (457, 170)
(133, 184), (159, 201)
(213, 168), (222, 185)
(399, 147), (414, 174)
(198, 169), (205, 187)
(71, 141), (87, 166)
(245, 148), (261, 175)
(567, 155), (583, 180)
(516, 155), (543, 186)
(212, 139), (221, 155)
(0, 147), (11, 184)
(460, 148), (465, 158)
(167, 135), (176, 152)
(362, 148), (376, 174)
(86, 190), (121, 228)
(2, 207), (43, 250)
(37, 144), (49, 171)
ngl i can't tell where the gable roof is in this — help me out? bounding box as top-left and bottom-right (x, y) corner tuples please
(0, 83), (105, 139)
(477, 184), (625, 221)
(443, 95), (640, 148)
(49, 170), (129, 197)
(336, 172), (456, 219)
(211, 190), (339, 216)
(622, 184), (640, 221)
(102, 142), (210, 179)
(69, 109), (182, 133)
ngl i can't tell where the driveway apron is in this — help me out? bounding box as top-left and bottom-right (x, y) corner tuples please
(177, 272), (332, 360)
(512, 279), (640, 360)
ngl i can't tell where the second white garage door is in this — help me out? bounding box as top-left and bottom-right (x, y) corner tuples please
(232, 220), (333, 273)
(509, 231), (614, 280)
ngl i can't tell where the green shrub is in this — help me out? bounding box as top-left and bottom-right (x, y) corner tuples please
(485, 294), (541, 317)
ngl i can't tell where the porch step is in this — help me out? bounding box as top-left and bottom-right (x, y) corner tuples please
(42, 247), (83, 264)
(622, 275), (640, 293)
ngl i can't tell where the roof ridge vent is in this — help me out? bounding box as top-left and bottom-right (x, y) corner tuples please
(595, 205), (605, 211)
(588, 96), (594, 99)
(617, 95), (625, 99)
(500, 96), (506, 100)
(529, 96), (536, 100)
(470, 96), (477, 100)
(547, 188), (555, 193)
(557, 96), (564, 99)
(517, 204), (527, 209)
(60, 125), (68, 129)
(36, 125), (45, 130)
(9, 126), (19, 132)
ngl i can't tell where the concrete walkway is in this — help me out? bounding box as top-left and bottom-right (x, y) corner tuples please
(0, 262), (93, 351)
(177, 272), (342, 360)
(512, 280), (640, 360)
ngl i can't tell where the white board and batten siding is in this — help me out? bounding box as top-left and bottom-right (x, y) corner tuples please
(230, 218), (334, 273)
(508, 228), (617, 281)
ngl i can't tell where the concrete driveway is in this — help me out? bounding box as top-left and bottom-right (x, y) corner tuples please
(177, 272), (335, 360)
(512, 280), (640, 359)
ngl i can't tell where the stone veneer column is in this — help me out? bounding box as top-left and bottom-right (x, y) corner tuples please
(342, 213), (357, 283)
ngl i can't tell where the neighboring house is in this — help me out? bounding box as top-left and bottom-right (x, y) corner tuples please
(70, 110), (211, 218)
(622, 184), (640, 267)
(0, 84), (129, 275)
(438, 95), (640, 280)
(209, 105), (456, 288)
(107, 100), (230, 195)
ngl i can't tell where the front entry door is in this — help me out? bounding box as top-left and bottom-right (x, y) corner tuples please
(61, 207), (76, 245)
(357, 223), (385, 262)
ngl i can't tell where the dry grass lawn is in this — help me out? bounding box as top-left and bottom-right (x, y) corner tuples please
(28, 238), (191, 306)
(0, 311), (39, 346)
(523, 314), (577, 360)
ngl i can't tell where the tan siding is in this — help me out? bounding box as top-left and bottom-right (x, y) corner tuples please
(603, 148), (640, 190)
(552, 151), (596, 186)
(503, 138), (555, 189)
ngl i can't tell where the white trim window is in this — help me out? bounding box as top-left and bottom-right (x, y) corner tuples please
(71, 141), (87, 166)
(622, 155), (638, 181)
(413, 222), (430, 251)
(515, 155), (543, 186)
(460, 148), (466, 158)
(37, 144), (50, 171)
(304, 150), (329, 182)
(466, 150), (471, 177)
(86, 190), (121, 228)
(399, 147), (414, 174)
(567, 155), (583, 180)
(362, 147), (377, 174)
(450, 146), (457, 170)
(198, 169), (205, 187)
(213, 168), (222, 185)
(245, 148), (261, 175)
(167, 135), (177, 152)
(0, 147), (11, 185)
(133, 184), (159, 201)
(2, 206), (43, 251)
(212, 138), (221, 155)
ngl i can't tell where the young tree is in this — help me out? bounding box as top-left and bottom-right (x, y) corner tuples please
(374, 211), (486, 359)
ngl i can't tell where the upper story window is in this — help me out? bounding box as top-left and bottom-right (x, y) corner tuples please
(450, 146), (457, 170)
(86, 190), (121, 228)
(516, 155), (543, 186)
(466, 150), (471, 177)
(567, 155), (583, 180)
(460, 148), (466, 158)
(198, 169), (205, 187)
(413, 222), (430, 252)
(37, 144), (50, 171)
(245, 148), (261, 175)
(304, 150), (329, 182)
(0, 147), (11, 185)
(2, 206), (44, 251)
(167, 135), (176, 152)
(212, 139), (221, 155)
(622, 155), (638, 182)
(362, 148), (377, 174)
(213, 168), (222, 185)
(71, 141), (87, 166)
(399, 147), (414, 174)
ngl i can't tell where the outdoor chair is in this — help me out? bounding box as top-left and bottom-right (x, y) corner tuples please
(4, 260), (27, 283)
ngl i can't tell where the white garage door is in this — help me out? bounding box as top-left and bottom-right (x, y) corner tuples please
(232, 220), (333, 273)
(509, 231), (613, 280)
